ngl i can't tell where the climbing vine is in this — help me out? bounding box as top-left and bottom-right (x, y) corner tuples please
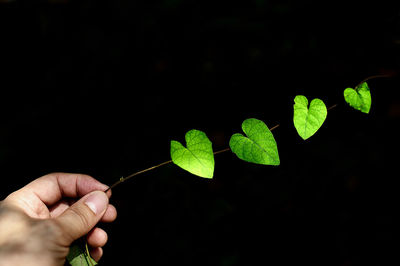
(67, 77), (382, 265)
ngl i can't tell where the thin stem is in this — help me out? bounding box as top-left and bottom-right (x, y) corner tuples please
(355, 74), (392, 89)
(270, 124), (280, 131)
(105, 160), (172, 192)
(327, 103), (338, 111)
(213, 147), (231, 155)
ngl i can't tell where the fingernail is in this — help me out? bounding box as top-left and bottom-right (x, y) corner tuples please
(84, 191), (108, 215)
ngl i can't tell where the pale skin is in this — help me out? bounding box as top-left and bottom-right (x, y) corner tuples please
(0, 173), (117, 265)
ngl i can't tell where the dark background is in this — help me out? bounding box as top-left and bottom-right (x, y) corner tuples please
(1, 0), (399, 265)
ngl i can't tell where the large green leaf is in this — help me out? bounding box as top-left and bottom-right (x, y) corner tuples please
(293, 95), (327, 140)
(170, 129), (214, 178)
(229, 118), (280, 165)
(343, 82), (371, 113)
(67, 240), (97, 266)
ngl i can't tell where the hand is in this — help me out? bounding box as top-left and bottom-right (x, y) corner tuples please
(0, 173), (117, 265)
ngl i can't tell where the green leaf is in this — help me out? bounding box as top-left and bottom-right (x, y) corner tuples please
(293, 95), (327, 140)
(229, 118), (280, 165)
(67, 239), (97, 266)
(343, 82), (371, 113)
(170, 129), (214, 178)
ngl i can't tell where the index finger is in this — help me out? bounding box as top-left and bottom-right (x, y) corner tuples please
(21, 173), (110, 206)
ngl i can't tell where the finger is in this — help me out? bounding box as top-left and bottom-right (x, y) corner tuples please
(87, 227), (108, 248)
(21, 173), (109, 206)
(90, 247), (103, 262)
(100, 204), (117, 223)
(55, 191), (109, 245)
(50, 201), (116, 221)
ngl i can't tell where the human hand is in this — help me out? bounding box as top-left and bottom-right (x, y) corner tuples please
(0, 173), (117, 266)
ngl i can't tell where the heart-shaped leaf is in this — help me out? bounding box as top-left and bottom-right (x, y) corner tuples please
(293, 95), (327, 140)
(170, 129), (214, 178)
(343, 82), (371, 113)
(229, 118), (280, 165)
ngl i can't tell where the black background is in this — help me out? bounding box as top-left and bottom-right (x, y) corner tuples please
(1, 0), (399, 265)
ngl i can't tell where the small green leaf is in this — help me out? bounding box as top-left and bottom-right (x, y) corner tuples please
(343, 82), (371, 113)
(229, 118), (280, 165)
(293, 95), (327, 140)
(67, 239), (97, 266)
(170, 129), (214, 178)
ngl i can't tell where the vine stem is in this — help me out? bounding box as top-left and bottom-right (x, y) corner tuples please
(105, 160), (172, 192)
(104, 71), (392, 193)
(327, 103), (338, 111)
(105, 123), (286, 191)
(355, 74), (392, 89)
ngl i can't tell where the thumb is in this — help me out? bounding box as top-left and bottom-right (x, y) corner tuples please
(55, 191), (109, 245)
